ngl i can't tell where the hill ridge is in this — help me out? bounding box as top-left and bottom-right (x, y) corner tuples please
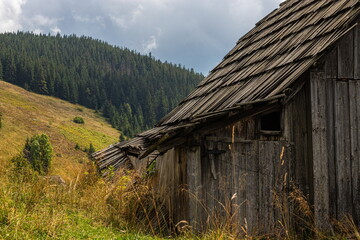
(0, 32), (204, 137)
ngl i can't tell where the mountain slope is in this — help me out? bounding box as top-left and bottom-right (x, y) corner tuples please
(0, 80), (119, 180)
(0, 32), (204, 137)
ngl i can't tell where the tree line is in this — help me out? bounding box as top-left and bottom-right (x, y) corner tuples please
(0, 32), (204, 137)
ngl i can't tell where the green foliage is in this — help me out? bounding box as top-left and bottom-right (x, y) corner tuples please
(119, 133), (126, 142)
(23, 134), (53, 175)
(83, 143), (96, 155)
(74, 143), (80, 150)
(73, 116), (85, 124)
(0, 32), (204, 137)
(88, 143), (95, 154)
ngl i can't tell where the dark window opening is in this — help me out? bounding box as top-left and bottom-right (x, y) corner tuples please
(260, 111), (281, 132)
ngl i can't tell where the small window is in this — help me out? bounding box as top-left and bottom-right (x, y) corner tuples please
(259, 111), (281, 134)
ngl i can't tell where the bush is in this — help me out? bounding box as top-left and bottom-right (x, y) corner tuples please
(75, 143), (80, 150)
(23, 134), (53, 175)
(84, 143), (96, 156)
(73, 116), (84, 124)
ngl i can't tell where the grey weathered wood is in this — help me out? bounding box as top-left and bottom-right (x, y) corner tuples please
(326, 79), (337, 220)
(334, 80), (353, 218)
(187, 146), (202, 230)
(350, 81), (360, 224)
(325, 46), (338, 79)
(310, 70), (331, 230)
(354, 24), (360, 79)
(245, 141), (259, 233)
(338, 30), (354, 79)
(237, 141), (247, 228)
(258, 141), (275, 233)
(289, 85), (310, 195)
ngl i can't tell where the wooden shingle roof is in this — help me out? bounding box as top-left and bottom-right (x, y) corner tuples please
(93, 0), (360, 173)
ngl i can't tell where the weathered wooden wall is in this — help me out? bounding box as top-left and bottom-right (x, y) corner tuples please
(309, 20), (360, 229)
(184, 118), (296, 233)
(152, 17), (360, 234)
(154, 148), (188, 225)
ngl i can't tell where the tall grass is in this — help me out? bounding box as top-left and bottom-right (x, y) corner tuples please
(1, 155), (359, 239)
(0, 162), (162, 239)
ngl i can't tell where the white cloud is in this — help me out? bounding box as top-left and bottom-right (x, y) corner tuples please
(32, 28), (42, 34)
(110, 4), (144, 29)
(142, 35), (158, 53)
(50, 26), (61, 34)
(73, 14), (103, 24)
(0, 0), (26, 32)
(32, 14), (59, 26)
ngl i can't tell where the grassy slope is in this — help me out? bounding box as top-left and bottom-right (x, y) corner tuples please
(0, 81), (168, 239)
(0, 80), (118, 181)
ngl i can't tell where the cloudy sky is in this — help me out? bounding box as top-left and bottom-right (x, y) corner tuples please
(0, 0), (284, 74)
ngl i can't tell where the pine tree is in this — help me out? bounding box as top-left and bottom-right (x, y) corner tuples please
(23, 134), (53, 175)
(34, 63), (49, 94)
(0, 60), (3, 80)
(4, 56), (16, 83)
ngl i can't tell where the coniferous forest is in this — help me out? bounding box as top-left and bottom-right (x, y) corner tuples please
(0, 32), (204, 137)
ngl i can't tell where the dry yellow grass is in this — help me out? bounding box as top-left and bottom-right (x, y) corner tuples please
(0, 80), (119, 181)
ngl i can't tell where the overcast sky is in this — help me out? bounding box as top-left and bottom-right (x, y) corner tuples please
(0, 0), (284, 74)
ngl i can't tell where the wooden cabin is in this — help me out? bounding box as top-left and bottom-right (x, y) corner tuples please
(94, 0), (360, 234)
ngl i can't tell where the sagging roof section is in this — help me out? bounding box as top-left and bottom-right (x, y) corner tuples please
(93, 0), (360, 173)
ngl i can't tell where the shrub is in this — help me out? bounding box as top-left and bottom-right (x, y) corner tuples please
(23, 134), (53, 175)
(88, 143), (96, 154)
(73, 116), (84, 124)
(75, 143), (80, 150)
(84, 143), (96, 156)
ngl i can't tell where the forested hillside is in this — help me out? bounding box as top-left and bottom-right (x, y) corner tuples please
(0, 32), (204, 137)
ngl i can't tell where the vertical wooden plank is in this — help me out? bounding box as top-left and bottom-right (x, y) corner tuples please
(217, 141), (225, 220)
(325, 79), (337, 220)
(258, 141), (275, 233)
(237, 142), (247, 228)
(338, 30), (354, 79)
(354, 24), (360, 79)
(178, 147), (189, 222)
(245, 141), (259, 233)
(310, 70), (331, 230)
(334, 80), (353, 218)
(204, 140), (215, 226)
(272, 142), (282, 225)
(230, 140), (240, 227)
(187, 145), (202, 230)
(325, 46), (338, 79)
(352, 81), (360, 224)
(291, 86), (310, 195)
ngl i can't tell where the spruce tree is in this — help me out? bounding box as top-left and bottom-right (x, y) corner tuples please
(34, 63), (48, 94)
(23, 134), (53, 175)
